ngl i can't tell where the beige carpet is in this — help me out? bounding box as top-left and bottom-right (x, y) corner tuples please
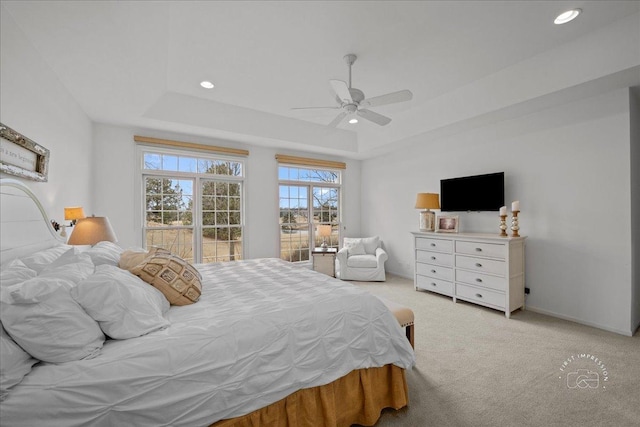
(354, 275), (640, 427)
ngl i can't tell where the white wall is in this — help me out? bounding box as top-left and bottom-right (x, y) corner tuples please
(630, 86), (640, 334)
(0, 6), (93, 223)
(361, 88), (634, 336)
(92, 123), (361, 257)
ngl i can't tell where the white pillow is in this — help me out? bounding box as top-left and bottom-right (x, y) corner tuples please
(38, 255), (95, 284)
(72, 265), (170, 339)
(343, 238), (366, 256)
(0, 325), (38, 401)
(0, 277), (104, 363)
(361, 236), (380, 255)
(0, 259), (37, 288)
(85, 241), (124, 266)
(19, 245), (71, 273)
(39, 253), (95, 284)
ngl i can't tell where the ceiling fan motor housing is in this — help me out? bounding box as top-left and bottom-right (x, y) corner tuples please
(335, 88), (364, 107)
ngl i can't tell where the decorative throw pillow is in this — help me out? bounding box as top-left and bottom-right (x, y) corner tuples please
(129, 251), (202, 306)
(361, 236), (380, 255)
(0, 277), (104, 363)
(343, 238), (366, 256)
(118, 247), (168, 271)
(0, 325), (38, 401)
(72, 265), (170, 339)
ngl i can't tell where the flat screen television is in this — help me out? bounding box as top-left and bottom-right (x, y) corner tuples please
(440, 172), (504, 212)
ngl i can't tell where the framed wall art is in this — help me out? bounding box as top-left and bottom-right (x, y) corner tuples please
(0, 123), (49, 182)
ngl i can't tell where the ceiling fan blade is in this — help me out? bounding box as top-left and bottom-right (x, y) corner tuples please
(328, 111), (348, 128)
(360, 90), (413, 108)
(291, 106), (341, 110)
(329, 79), (353, 104)
(357, 109), (392, 126)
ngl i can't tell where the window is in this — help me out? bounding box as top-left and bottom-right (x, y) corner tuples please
(278, 165), (341, 262)
(140, 147), (244, 263)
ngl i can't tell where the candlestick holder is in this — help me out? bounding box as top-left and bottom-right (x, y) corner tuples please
(511, 210), (520, 237)
(499, 215), (508, 237)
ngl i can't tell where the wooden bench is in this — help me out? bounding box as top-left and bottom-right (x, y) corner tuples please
(377, 297), (415, 348)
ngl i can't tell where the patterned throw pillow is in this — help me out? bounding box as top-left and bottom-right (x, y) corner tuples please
(129, 251), (202, 306)
(119, 248), (162, 271)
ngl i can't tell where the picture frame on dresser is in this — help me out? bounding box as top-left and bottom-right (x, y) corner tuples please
(435, 215), (459, 233)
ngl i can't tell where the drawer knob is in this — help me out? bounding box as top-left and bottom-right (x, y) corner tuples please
(430, 243), (436, 247)
(475, 263), (483, 267)
(431, 256), (436, 260)
(431, 282), (437, 287)
(475, 278), (483, 283)
(431, 269), (437, 274)
(475, 248), (482, 252)
(475, 293), (483, 298)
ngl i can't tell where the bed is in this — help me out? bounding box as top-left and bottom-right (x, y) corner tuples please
(0, 178), (415, 427)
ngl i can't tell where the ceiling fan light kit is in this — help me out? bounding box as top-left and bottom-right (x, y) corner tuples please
(294, 53), (413, 127)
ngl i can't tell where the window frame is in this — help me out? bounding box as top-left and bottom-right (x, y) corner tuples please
(278, 164), (342, 263)
(136, 145), (245, 263)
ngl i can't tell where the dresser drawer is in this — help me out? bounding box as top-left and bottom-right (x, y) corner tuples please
(456, 283), (505, 309)
(456, 255), (505, 276)
(416, 275), (453, 296)
(417, 250), (453, 267)
(456, 241), (505, 259)
(416, 237), (453, 253)
(416, 263), (453, 281)
(456, 269), (506, 291)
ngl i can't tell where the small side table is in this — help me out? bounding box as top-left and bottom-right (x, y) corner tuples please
(312, 248), (337, 277)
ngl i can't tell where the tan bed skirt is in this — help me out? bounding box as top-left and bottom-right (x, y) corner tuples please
(211, 365), (408, 427)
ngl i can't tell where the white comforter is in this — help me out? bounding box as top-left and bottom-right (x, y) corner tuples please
(0, 258), (415, 427)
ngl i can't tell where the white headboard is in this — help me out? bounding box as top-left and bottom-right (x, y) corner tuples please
(0, 178), (65, 266)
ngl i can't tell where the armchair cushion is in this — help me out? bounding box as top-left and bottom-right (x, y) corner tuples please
(346, 254), (378, 268)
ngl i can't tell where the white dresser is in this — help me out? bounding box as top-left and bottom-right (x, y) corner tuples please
(412, 231), (526, 318)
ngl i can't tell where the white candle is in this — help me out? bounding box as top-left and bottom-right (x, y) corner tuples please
(512, 201), (520, 211)
(499, 206), (506, 216)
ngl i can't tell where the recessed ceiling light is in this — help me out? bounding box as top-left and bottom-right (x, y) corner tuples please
(349, 118), (358, 124)
(200, 81), (215, 89)
(554, 9), (581, 25)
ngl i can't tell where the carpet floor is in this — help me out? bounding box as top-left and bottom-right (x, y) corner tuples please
(353, 274), (640, 427)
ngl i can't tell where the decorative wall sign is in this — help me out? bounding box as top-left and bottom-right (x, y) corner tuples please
(0, 123), (49, 182)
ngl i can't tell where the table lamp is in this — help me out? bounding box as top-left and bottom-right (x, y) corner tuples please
(60, 206), (85, 238)
(415, 193), (440, 232)
(317, 225), (332, 250)
(68, 216), (118, 245)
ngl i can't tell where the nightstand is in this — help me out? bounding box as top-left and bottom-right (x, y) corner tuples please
(312, 248), (337, 277)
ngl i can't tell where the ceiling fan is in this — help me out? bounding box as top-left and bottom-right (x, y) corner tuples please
(293, 54), (413, 127)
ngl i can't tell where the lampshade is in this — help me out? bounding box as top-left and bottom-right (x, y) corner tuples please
(415, 193), (440, 210)
(67, 216), (118, 245)
(317, 225), (332, 237)
(64, 206), (85, 221)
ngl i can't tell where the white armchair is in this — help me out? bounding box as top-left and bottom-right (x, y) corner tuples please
(336, 236), (387, 281)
